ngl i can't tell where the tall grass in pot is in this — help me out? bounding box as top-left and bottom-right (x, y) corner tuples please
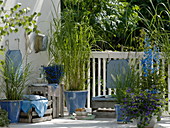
(48, 6), (96, 114)
(48, 9), (95, 91)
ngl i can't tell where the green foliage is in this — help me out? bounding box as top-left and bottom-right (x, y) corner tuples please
(0, 2), (40, 100)
(120, 40), (167, 127)
(125, 0), (170, 51)
(0, 2), (41, 41)
(48, 5), (96, 91)
(131, 0), (170, 66)
(125, 0), (170, 29)
(111, 59), (140, 103)
(0, 57), (31, 100)
(95, 1), (140, 49)
(0, 108), (10, 127)
(122, 90), (164, 128)
(61, 0), (140, 51)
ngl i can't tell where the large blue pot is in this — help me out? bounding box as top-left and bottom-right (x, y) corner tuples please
(0, 100), (21, 123)
(64, 91), (88, 114)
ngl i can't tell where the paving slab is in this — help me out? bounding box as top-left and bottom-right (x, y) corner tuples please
(8, 116), (170, 128)
(9, 117), (137, 128)
(154, 116), (170, 128)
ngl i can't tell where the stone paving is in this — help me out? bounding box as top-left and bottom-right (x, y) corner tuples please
(9, 117), (137, 128)
(8, 115), (170, 128)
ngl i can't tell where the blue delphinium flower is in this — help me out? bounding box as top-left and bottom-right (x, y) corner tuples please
(141, 38), (160, 77)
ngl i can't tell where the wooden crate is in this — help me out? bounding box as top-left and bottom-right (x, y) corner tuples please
(91, 98), (117, 118)
(28, 84), (64, 118)
(20, 100), (53, 123)
(19, 84), (64, 123)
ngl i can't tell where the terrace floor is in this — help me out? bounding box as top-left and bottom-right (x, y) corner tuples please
(8, 115), (170, 128)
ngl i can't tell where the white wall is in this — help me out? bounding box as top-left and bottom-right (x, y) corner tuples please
(1, 0), (60, 84)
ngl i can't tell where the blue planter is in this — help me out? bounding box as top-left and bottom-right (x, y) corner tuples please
(64, 91), (88, 114)
(0, 100), (21, 123)
(115, 104), (130, 123)
(43, 65), (64, 84)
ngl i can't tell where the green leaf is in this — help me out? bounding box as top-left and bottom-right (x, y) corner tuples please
(0, 27), (3, 30)
(5, 14), (9, 18)
(1, 7), (4, 11)
(37, 12), (41, 16)
(4, 25), (9, 29)
(18, 23), (22, 26)
(33, 12), (37, 15)
(0, 1), (3, 5)
(14, 4), (20, 10)
(14, 28), (18, 33)
(32, 20), (36, 24)
(111, 74), (116, 82)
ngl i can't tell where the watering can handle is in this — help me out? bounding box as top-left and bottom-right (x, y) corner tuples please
(5, 40), (9, 49)
(5, 38), (20, 50)
(15, 38), (20, 50)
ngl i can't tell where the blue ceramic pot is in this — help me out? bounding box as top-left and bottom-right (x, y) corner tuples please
(115, 104), (131, 123)
(64, 91), (88, 114)
(43, 65), (64, 84)
(0, 100), (21, 123)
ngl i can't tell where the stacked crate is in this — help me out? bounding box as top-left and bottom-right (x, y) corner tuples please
(91, 97), (117, 118)
(19, 84), (64, 123)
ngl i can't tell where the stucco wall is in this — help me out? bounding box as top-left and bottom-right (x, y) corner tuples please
(1, 0), (60, 83)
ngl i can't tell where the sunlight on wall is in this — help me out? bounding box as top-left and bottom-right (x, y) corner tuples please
(0, 0), (60, 98)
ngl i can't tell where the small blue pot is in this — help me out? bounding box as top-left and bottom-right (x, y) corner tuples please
(0, 100), (21, 123)
(43, 65), (64, 84)
(64, 91), (88, 114)
(115, 104), (130, 123)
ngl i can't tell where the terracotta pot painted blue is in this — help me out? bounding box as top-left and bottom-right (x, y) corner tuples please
(115, 104), (130, 123)
(0, 100), (21, 123)
(64, 91), (88, 114)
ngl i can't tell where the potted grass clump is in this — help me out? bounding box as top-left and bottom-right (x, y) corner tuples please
(0, 56), (31, 123)
(48, 4), (96, 114)
(0, 1), (40, 123)
(110, 59), (140, 123)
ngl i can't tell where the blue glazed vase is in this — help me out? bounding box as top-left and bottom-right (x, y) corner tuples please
(0, 100), (21, 123)
(64, 91), (88, 114)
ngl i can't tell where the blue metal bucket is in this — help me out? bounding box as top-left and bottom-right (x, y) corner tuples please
(0, 100), (21, 123)
(64, 91), (88, 114)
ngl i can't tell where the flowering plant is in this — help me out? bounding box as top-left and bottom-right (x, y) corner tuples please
(140, 38), (166, 92)
(121, 37), (166, 128)
(121, 89), (165, 128)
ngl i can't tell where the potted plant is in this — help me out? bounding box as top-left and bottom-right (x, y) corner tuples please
(121, 38), (166, 128)
(0, 1), (40, 123)
(110, 59), (140, 123)
(0, 56), (31, 123)
(43, 64), (64, 84)
(48, 4), (95, 114)
(122, 89), (164, 128)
